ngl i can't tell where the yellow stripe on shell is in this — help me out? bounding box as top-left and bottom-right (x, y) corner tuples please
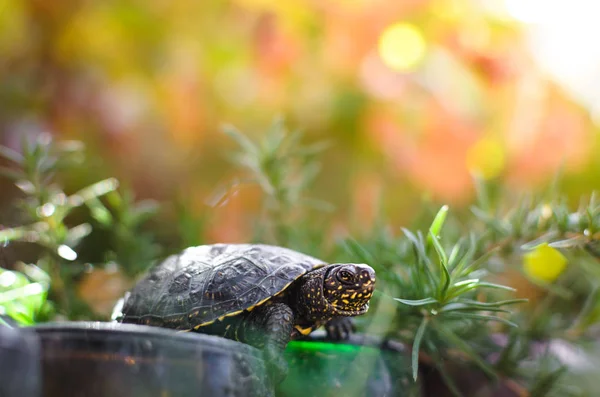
(191, 271), (306, 328)
(194, 319), (216, 329)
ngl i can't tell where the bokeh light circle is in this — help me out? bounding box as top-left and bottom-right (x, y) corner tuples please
(378, 23), (427, 72)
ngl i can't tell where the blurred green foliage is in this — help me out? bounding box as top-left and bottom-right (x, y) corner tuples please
(0, 134), (159, 318)
(0, 262), (52, 326)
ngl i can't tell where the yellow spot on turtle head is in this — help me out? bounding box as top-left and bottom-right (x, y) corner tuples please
(341, 294), (350, 298)
(337, 285), (343, 290)
(351, 292), (357, 299)
(342, 299), (350, 304)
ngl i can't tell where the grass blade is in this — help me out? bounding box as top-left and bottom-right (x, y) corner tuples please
(442, 312), (518, 328)
(394, 297), (438, 306)
(412, 317), (429, 381)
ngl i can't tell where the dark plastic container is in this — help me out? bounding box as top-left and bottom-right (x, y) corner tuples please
(1, 322), (273, 397)
(0, 325), (41, 397)
(1, 322), (418, 397)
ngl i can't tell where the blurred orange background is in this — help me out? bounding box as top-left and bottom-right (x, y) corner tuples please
(1, 0), (599, 244)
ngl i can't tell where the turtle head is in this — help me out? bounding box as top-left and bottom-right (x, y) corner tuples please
(296, 263), (375, 323)
(322, 263), (375, 316)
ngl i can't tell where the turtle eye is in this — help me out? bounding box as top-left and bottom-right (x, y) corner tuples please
(337, 270), (354, 284)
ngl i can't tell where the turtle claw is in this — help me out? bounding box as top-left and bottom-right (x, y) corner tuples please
(325, 317), (355, 341)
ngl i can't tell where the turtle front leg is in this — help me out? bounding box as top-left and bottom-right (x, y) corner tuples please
(242, 302), (295, 383)
(325, 317), (356, 341)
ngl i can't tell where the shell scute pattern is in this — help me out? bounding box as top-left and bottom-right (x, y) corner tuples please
(121, 244), (324, 328)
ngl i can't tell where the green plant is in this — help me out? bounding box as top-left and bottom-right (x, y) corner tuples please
(87, 189), (161, 278)
(342, 206), (526, 383)
(0, 134), (160, 319)
(0, 261), (52, 326)
(222, 117), (332, 248)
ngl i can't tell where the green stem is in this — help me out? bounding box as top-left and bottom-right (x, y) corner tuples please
(47, 257), (69, 316)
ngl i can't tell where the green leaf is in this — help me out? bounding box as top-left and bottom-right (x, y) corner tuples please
(471, 207), (509, 235)
(67, 178), (119, 208)
(263, 117), (288, 154)
(0, 166), (26, 181)
(3, 309), (33, 326)
(454, 246), (498, 278)
(295, 140), (332, 157)
(130, 200), (160, 224)
(0, 145), (24, 164)
(449, 235), (476, 275)
(0, 270), (30, 291)
(428, 205), (449, 240)
(429, 231), (450, 297)
(87, 199), (113, 226)
(528, 365), (568, 396)
(222, 124), (259, 157)
(65, 223), (93, 247)
(0, 282), (47, 304)
(453, 298), (528, 309)
(447, 242), (463, 269)
(548, 236), (587, 249)
(433, 322), (498, 380)
(441, 312), (518, 328)
(0, 227), (27, 242)
(520, 231), (560, 250)
(394, 297), (439, 306)
(445, 280), (516, 301)
(412, 317), (428, 381)
(18, 263), (50, 285)
(475, 282), (516, 292)
(439, 303), (511, 313)
(402, 228), (436, 290)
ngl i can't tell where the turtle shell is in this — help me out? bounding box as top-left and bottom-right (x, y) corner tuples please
(120, 244), (326, 329)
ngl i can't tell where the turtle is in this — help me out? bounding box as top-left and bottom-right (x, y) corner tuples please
(118, 243), (376, 381)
